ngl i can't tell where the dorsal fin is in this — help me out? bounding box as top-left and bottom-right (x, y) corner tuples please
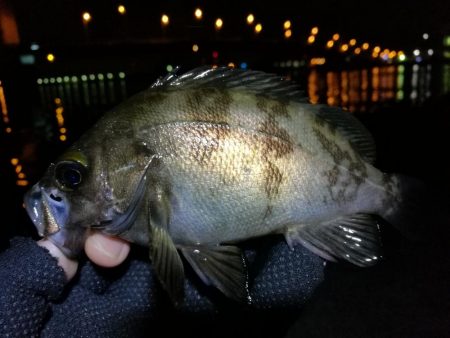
(316, 106), (376, 164)
(151, 66), (308, 103)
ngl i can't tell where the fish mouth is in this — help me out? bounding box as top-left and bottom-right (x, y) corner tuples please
(24, 183), (70, 237)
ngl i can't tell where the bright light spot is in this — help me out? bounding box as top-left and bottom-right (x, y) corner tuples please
(166, 64), (173, 72)
(81, 75), (88, 81)
(373, 46), (381, 53)
(71, 76), (78, 82)
(60, 127), (67, 133)
(340, 44), (349, 52)
(326, 40), (334, 48)
(398, 54), (406, 62)
(54, 98), (62, 105)
(117, 5), (126, 15)
(118, 72), (126, 79)
(37, 78), (43, 85)
(60, 135), (67, 141)
(307, 35), (315, 44)
(98, 73), (104, 80)
(311, 27), (319, 35)
(18, 173), (26, 179)
(310, 58), (326, 66)
(215, 18), (223, 30)
(283, 20), (291, 30)
(240, 62), (248, 70)
(50, 78), (55, 84)
(46, 53), (55, 63)
(284, 29), (292, 39)
(423, 33), (429, 40)
(5, 127), (12, 133)
(227, 62), (235, 68)
(43, 78), (49, 84)
(212, 51), (219, 59)
(255, 23), (262, 33)
(30, 43), (40, 51)
(16, 180), (28, 186)
(389, 51), (397, 58)
(246, 14), (254, 25)
(63, 76), (70, 82)
(89, 74), (96, 81)
(10, 158), (19, 166)
(192, 44), (199, 52)
(354, 47), (361, 55)
(82, 12), (91, 23)
(413, 49), (420, 56)
(427, 49), (434, 56)
(332, 33), (340, 41)
(107, 73), (114, 79)
(362, 42), (369, 50)
(161, 14), (169, 26)
(194, 8), (203, 20)
(56, 77), (62, 83)
(349, 39), (356, 46)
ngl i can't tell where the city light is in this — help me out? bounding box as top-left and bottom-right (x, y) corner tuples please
(373, 46), (381, 53)
(117, 5), (126, 15)
(161, 14), (169, 26)
(311, 27), (319, 35)
(246, 14), (254, 25)
(332, 33), (340, 41)
(192, 44), (199, 52)
(340, 44), (349, 52)
(46, 53), (55, 63)
(310, 58), (326, 66)
(326, 40), (334, 48)
(354, 47), (361, 55)
(215, 18), (223, 30)
(349, 39), (356, 46)
(423, 33), (429, 40)
(255, 23), (262, 34)
(10, 158), (18, 166)
(82, 12), (91, 24)
(194, 8), (203, 20)
(166, 64), (173, 72)
(227, 62), (235, 68)
(362, 43), (369, 50)
(428, 49), (434, 56)
(398, 52), (406, 62)
(284, 29), (292, 39)
(307, 35), (315, 44)
(413, 49), (420, 56)
(284, 20), (291, 30)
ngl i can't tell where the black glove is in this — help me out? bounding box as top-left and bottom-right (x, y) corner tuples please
(0, 237), (325, 337)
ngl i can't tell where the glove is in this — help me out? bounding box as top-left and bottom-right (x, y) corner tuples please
(0, 236), (325, 337)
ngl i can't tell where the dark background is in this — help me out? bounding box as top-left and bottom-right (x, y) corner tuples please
(1, 0), (450, 336)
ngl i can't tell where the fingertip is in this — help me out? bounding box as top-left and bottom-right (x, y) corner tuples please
(38, 239), (79, 281)
(85, 232), (130, 268)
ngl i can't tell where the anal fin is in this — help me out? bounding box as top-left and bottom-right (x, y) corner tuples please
(180, 245), (251, 303)
(285, 214), (382, 267)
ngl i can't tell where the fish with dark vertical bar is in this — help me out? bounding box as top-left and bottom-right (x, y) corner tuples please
(24, 66), (416, 302)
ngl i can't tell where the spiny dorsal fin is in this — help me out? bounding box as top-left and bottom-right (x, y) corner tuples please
(316, 106), (376, 164)
(285, 213), (383, 267)
(151, 66), (308, 103)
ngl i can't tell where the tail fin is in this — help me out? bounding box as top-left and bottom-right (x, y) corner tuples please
(381, 174), (449, 241)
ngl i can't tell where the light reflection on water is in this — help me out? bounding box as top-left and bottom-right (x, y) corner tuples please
(299, 64), (435, 112)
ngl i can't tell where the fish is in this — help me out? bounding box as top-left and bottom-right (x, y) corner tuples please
(24, 66), (413, 303)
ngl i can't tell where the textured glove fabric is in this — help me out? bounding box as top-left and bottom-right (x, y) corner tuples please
(0, 237), (325, 337)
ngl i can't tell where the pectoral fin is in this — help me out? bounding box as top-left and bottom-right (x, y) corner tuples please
(285, 213), (382, 267)
(180, 245), (251, 303)
(148, 190), (185, 303)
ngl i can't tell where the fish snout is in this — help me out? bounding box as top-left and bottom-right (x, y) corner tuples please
(24, 183), (70, 237)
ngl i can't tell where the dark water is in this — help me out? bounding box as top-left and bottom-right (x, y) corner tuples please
(1, 61), (450, 336)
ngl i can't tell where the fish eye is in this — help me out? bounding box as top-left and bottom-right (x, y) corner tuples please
(55, 161), (86, 190)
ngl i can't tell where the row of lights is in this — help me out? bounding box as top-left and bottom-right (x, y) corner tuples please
(54, 98), (67, 142)
(0, 80), (12, 134)
(37, 72), (126, 84)
(10, 158), (28, 186)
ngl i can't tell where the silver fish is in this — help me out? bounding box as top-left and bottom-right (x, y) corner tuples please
(25, 66), (410, 302)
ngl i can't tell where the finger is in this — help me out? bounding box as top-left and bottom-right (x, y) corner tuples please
(38, 239), (79, 281)
(85, 232), (130, 268)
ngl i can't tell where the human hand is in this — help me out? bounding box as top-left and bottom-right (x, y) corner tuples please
(38, 232), (130, 280)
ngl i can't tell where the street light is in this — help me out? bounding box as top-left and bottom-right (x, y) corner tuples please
(246, 14), (254, 25)
(82, 12), (91, 24)
(194, 8), (203, 20)
(161, 14), (169, 26)
(117, 5), (126, 15)
(215, 18), (223, 30)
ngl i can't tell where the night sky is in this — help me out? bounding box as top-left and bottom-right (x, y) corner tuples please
(9, 0), (450, 52)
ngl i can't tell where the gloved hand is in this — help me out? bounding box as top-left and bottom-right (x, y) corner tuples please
(0, 234), (325, 337)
